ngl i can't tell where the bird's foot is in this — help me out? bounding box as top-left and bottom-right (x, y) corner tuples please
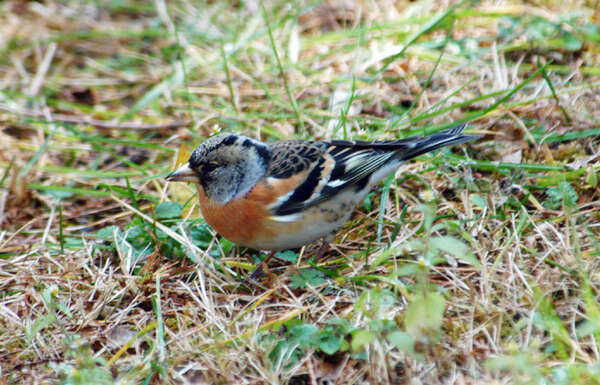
(243, 250), (276, 284)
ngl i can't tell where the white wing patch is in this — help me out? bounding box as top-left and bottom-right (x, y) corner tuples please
(267, 213), (303, 222)
(342, 151), (372, 170)
(326, 179), (345, 188)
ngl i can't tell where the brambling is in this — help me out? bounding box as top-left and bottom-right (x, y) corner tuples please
(166, 124), (477, 276)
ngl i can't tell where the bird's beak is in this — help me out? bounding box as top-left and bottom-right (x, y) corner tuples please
(166, 163), (197, 182)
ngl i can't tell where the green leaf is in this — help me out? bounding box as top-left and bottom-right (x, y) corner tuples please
(44, 188), (74, 200)
(362, 192), (374, 211)
(544, 182), (578, 209)
(469, 194), (487, 209)
(318, 332), (341, 355)
(368, 319), (396, 334)
(388, 329), (414, 352)
(429, 236), (480, 267)
(563, 34), (582, 51)
(289, 268), (327, 289)
(56, 302), (73, 318)
(277, 250), (299, 263)
(96, 225), (120, 240)
(41, 285), (58, 309)
(25, 314), (57, 343)
(351, 329), (375, 351)
(289, 323), (319, 349)
(190, 222), (214, 249)
(395, 264), (419, 276)
(155, 202), (182, 220)
(404, 291), (445, 341)
(414, 204), (435, 232)
(586, 167), (598, 187)
(377, 174), (395, 243)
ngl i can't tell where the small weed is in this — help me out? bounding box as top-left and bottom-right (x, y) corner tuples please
(51, 335), (116, 385)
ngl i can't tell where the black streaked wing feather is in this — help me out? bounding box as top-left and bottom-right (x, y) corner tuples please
(273, 147), (397, 215)
(267, 140), (327, 179)
(271, 124), (477, 215)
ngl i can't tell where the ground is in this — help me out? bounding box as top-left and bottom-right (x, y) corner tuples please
(1, 0), (599, 384)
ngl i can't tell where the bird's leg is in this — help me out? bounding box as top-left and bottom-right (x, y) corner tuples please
(247, 250), (277, 281)
(312, 238), (330, 264)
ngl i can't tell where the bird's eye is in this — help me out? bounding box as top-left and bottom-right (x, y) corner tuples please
(203, 161), (219, 172)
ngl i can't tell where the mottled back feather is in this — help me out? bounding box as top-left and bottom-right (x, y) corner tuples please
(267, 141), (327, 179)
(269, 124), (478, 215)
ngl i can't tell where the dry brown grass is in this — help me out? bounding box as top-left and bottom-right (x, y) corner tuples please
(1, 0), (599, 384)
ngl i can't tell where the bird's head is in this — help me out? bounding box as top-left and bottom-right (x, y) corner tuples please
(166, 133), (271, 204)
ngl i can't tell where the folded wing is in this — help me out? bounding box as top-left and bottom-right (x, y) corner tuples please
(269, 124), (477, 216)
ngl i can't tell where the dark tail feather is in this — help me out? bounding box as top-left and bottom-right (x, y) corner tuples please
(397, 124), (480, 161)
(328, 124), (479, 157)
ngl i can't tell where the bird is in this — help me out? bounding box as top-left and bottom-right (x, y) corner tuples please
(166, 124), (478, 279)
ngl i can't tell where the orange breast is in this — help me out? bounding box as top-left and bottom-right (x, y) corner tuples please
(196, 185), (271, 247)
(195, 172), (308, 249)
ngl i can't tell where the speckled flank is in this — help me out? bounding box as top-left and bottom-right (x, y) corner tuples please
(254, 188), (364, 250)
